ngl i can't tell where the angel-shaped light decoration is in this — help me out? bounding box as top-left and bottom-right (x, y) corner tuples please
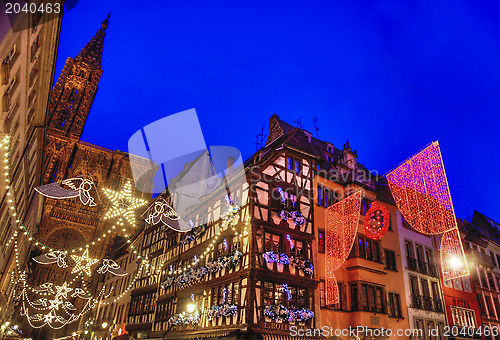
(33, 250), (69, 268)
(96, 258), (127, 276)
(142, 197), (187, 231)
(35, 176), (98, 206)
(33, 283), (55, 295)
(71, 288), (91, 300)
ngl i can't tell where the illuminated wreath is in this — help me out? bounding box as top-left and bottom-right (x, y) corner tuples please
(363, 202), (390, 240)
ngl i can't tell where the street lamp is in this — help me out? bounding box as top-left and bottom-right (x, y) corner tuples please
(101, 322), (108, 329)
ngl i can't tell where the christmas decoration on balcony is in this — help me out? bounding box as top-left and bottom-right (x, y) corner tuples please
(143, 197), (182, 230)
(33, 250), (69, 268)
(161, 250), (243, 289)
(207, 303), (238, 320)
(102, 179), (148, 227)
(363, 202), (390, 240)
(263, 305), (314, 322)
(168, 311), (201, 326)
(35, 175), (99, 207)
(181, 222), (207, 244)
(208, 288), (237, 320)
(289, 255), (314, 276)
(281, 283), (292, 300)
(386, 141), (469, 279)
(262, 251), (314, 275)
(70, 248), (99, 276)
(280, 210), (306, 226)
(262, 251), (290, 265)
(440, 228), (469, 281)
(96, 258), (127, 276)
(325, 190), (362, 305)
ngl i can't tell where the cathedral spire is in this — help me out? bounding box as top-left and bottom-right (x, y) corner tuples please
(74, 13), (110, 68)
(47, 15), (110, 137)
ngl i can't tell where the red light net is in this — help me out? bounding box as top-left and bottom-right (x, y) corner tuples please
(441, 228), (469, 280)
(325, 191), (361, 305)
(364, 202), (390, 240)
(387, 141), (469, 280)
(386, 142), (455, 235)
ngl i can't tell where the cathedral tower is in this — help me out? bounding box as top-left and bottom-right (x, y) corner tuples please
(46, 14), (109, 137)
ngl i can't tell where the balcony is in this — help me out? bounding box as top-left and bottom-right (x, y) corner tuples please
(411, 294), (444, 313)
(407, 257), (440, 277)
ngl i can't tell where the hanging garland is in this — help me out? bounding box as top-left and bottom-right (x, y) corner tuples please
(363, 202), (390, 240)
(386, 141), (469, 280)
(161, 250), (243, 289)
(262, 252), (314, 276)
(325, 191), (362, 305)
(181, 223), (207, 244)
(263, 305), (314, 322)
(280, 210), (306, 226)
(168, 311), (201, 326)
(207, 303), (238, 320)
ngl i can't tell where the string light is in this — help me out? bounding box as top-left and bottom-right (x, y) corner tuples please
(100, 262), (144, 305)
(325, 191), (362, 305)
(102, 180), (148, 227)
(387, 141), (469, 280)
(386, 142), (456, 235)
(363, 202), (390, 240)
(440, 229), (469, 280)
(71, 249), (100, 276)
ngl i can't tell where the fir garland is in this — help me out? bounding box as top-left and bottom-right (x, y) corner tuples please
(262, 251), (314, 275)
(207, 302), (238, 320)
(263, 304), (314, 322)
(162, 250), (243, 289)
(168, 311), (201, 326)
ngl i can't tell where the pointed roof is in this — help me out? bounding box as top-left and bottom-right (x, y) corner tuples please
(74, 13), (110, 68)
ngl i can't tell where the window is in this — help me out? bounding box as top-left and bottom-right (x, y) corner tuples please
(384, 250), (397, 271)
(357, 283), (384, 312)
(451, 307), (476, 327)
(485, 295), (494, 317)
(350, 284), (358, 311)
(357, 236), (380, 262)
(317, 186), (322, 206)
(361, 199), (371, 215)
(264, 232), (281, 252)
(319, 281), (347, 310)
(286, 156), (301, 174)
(477, 294), (486, 316)
(401, 215), (411, 229)
(263, 281), (306, 308)
(388, 293), (402, 318)
(318, 231), (325, 253)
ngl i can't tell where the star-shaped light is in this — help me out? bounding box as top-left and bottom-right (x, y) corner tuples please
(48, 298), (63, 311)
(102, 180), (148, 226)
(71, 249), (99, 276)
(54, 282), (73, 299)
(43, 311), (56, 323)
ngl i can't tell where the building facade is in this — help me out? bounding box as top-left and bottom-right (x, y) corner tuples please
(0, 0), (62, 332)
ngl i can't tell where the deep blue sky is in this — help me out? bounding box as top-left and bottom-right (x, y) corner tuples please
(55, 0), (500, 222)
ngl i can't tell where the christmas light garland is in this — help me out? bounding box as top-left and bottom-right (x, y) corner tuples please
(325, 191), (362, 305)
(386, 141), (469, 280)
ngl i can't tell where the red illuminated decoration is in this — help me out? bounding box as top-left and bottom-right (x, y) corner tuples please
(325, 191), (362, 305)
(387, 141), (469, 280)
(441, 228), (469, 281)
(363, 202), (390, 240)
(386, 142), (455, 235)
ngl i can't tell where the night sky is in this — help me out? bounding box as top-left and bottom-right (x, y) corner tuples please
(54, 0), (500, 222)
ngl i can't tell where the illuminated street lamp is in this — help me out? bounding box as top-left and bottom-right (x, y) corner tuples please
(101, 322), (108, 329)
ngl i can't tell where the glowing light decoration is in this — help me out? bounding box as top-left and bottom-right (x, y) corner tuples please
(325, 191), (362, 305)
(33, 251), (69, 268)
(142, 197), (182, 230)
(441, 229), (469, 280)
(35, 176), (98, 206)
(363, 202), (390, 240)
(96, 259), (127, 276)
(70, 249), (99, 276)
(102, 180), (148, 227)
(387, 141), (469, 279)
(386, 142), (456, 235)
